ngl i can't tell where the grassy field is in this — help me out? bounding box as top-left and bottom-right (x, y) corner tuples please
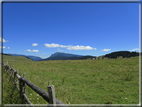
(2, 55), (139, 104)
(2, 66), (24, 104)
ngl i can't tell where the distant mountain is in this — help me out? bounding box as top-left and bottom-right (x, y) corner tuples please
(3, 53), (42, 61)
(26, 55), (42, 61)
(6, 53), (23, 56)
(39, 52), (96, 61)
(50, 52), (83, 58)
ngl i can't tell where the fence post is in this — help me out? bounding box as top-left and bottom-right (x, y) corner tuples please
(23, 73), (27, 102)
(9, 67), (12, 77)
(48, 85), (56, 106)
(11, 66), (13, 77)
(9, 67), (13, 81)
(19, 77), (24, 102)
(8, 66), (11, 76)
(7, 66), (10, 75)
(5, 65), (7, 72)
(18, 70), (23, 99)
(11, 66), (14, 78)
(17, 70), (18, 85)
(19, 78), (23, 99)
(5, 65), (8, 74)
(14, 70), (20, 92)
(14, 70), (16, 84)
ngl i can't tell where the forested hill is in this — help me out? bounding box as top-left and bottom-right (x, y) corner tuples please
(104, 51), (139, 58)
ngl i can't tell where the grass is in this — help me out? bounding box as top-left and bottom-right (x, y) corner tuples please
(2, 66), (24, 104)
(2, 55), (139, 104)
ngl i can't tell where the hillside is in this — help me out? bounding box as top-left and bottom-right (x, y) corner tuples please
(2, 54), (33, 63)
(104, 51), (139, 58)
(2, 53), (42, 61)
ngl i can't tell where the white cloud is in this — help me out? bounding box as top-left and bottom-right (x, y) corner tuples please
(102, 49), (111, 51)
(7, 47), (10, 49)
(130, 48), (139, 51)
(0, 37), (8, 42)
(44, 43), (95, 50)
(60, 45), (68, 48)
(32, 43), (38, 46)
(32, 50), (39, 52)
(27, 49), (31, 52)
(44, 43), (60, 48)
(0, 46), (5, 49)
(26, 49), (39, 52)
(67, 45), (93, 50)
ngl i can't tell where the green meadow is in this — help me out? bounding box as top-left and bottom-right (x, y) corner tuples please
(2, 55), (139, 104)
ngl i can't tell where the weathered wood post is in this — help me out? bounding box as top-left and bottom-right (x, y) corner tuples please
(48, 85), (56, 106)
(4, 64), (6, 71)
(5, 65), (7, 73)
(19, 78), (23, 99)
(14, 70), (16, 84)
(9, 67), (12, 77)
(11, 66), (13, 77)
(15, 70), (20, 92)
(19, 77), (24, 103)
(9, 67), (13, 81)
(8, 66), (11, 76)
(23, 73), (27, 95)
(23, 73), (27, 103)
(7, 65), (10, 75)
(5, 65), (9, 74)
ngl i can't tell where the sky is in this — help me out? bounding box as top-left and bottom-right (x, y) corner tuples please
(2, 2), (139, 59)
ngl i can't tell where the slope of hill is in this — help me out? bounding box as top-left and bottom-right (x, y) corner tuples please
(3, 53), (42, 61)
(104, 51), (139, 58)
(2, 54), (33, 62)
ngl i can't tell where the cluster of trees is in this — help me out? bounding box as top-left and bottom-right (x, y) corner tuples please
(104, 51), (139, 58)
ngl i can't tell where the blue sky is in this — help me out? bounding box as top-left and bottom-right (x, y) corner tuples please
(2, 2), (139, 59)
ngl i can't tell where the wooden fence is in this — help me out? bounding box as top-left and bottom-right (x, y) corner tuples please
(2, 63), (67, 107)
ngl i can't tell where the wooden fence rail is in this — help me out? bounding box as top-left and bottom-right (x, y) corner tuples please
(2, 63), (67, 107)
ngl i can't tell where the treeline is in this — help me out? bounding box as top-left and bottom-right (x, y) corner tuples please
(104, 51), (139, 58)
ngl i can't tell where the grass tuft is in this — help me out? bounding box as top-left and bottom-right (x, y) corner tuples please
(125, 71), (133, 81)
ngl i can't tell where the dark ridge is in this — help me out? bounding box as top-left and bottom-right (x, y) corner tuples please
(104, 51), (139, 58)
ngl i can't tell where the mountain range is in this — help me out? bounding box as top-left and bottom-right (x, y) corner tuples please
(2, 51), (139, 61)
